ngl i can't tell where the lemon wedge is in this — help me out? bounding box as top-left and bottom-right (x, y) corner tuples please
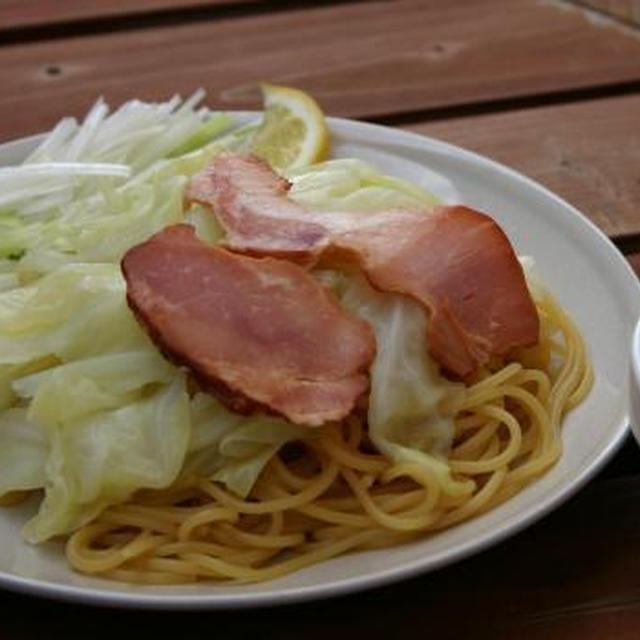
(251, 84), (330, 170)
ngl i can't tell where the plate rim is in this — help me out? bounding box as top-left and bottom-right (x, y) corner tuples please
(0, 114), (636, 609)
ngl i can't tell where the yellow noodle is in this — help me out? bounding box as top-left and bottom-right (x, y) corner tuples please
(449, 405), (522, 474)
(214, 522), (305, 549)
(340, 468), (438, 531)
(98, 510), (178, 535)
(290, 497), (376, 528)
(319, 429), (387, 474)
(103, 568), (194, 585)
(198, 456), (339, 515)
(67, 527), (169, 574)
(434, 468), (507, 529)
(451, 419), (501, 460)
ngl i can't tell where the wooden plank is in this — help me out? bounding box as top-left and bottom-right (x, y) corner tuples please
(573, 0), (640, 27)
(3, 472), (640, 637)
(2, 0), (640, 142)
(408, 94), (640, 238)
(0, 0), (250, 31)
(628, 253), (640, 273)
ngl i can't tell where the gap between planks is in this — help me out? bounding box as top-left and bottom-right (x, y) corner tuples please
(0, 0), (371, 45)
(568, 0), (640, 29)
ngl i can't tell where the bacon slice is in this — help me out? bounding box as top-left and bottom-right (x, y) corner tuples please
(187, 154), (539, 377)
(186, 153), (328, 261)
(122, 224), (375, 426)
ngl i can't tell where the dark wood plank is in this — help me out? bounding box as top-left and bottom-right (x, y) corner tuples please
(2, 0), (640, 142)
(573, 0), (640, 27)
(408, 94), (640, 238)
(3, 471), (640, 638)
(0, 0), (249, 31)
(627, 253), (640, 273)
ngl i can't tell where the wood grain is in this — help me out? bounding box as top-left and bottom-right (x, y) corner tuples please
(573, 0), (640, 26)
(408, 93), (640, 238)
(2, 0), (640, 142)
(627, 253), (640, 273)
(0, 0), (250, 31)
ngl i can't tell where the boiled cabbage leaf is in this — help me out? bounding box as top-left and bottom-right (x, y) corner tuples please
(0, 408), (48, 496)
(185, 393), (310, 498)
(0, 264), (150, 365)
(13, 351), (176, 427)
(22, 376), (190, 543)
(340, 276), (469, 495)
(287, 158), (439, 213)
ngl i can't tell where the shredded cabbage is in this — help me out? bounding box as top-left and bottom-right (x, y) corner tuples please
(0, 94), (250, 273)
(2, 93), (232, 221)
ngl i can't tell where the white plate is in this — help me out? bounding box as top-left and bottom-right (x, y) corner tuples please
(0, 116), (638, 609)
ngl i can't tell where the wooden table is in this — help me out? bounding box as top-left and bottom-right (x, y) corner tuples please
(2, 1), (640, 637)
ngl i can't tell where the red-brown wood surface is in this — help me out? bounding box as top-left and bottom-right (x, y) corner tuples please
(2, 0), (640, 142)
(576, 0), (640, 26)
(409, 93), (640, 238)
(627, 253), (640, 273)
(0, 0), (251, 30)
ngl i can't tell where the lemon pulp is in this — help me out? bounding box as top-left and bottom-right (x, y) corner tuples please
(251, 84), (330, 170)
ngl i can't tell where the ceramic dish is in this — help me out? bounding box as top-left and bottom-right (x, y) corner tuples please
(0, 115), (638, 609)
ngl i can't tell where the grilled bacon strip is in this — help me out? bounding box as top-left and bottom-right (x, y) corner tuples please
(122, 224), (375, 426)
(186, 153), (328, 261)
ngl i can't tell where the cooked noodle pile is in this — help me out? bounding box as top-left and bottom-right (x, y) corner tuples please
(66, 291), (592, 584)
